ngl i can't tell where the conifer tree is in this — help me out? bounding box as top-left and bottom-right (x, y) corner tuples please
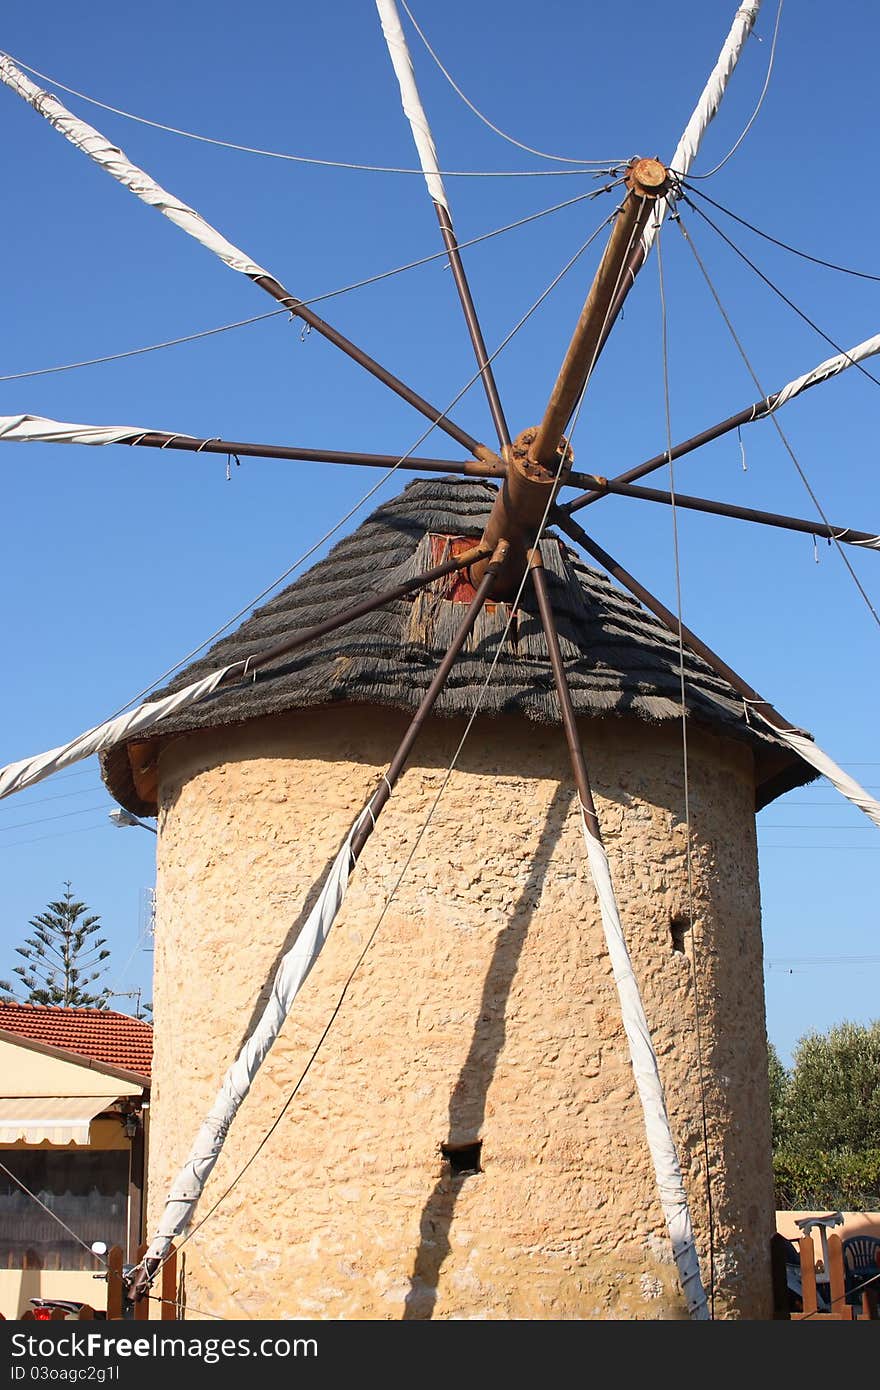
(0, 882), (111, 1008)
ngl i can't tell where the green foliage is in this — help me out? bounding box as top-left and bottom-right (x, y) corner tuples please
(768, 1039), (790, 1150)
(773, 1149), (880, 1212)
(783, 1021), (880, 1156)
(769, 1022), (880, 1210)
(0, 881), (111, 1009)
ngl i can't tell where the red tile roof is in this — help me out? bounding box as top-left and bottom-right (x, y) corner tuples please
(0, 1002), (152, 1079)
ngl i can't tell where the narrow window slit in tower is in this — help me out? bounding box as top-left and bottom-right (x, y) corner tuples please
(670, 914), (691, 955)
(441, 1141), (482, 1178)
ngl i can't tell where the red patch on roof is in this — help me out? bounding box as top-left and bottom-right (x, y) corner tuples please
(0, 1002), (152, 1079)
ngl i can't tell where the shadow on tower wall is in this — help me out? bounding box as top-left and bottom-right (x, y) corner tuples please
(402, 782), (572, 1319)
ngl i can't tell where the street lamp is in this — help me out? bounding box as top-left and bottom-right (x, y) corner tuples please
(108, 808), (157, 835)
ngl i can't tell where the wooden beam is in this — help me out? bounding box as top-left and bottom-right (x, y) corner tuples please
(529, 158), (669, 467)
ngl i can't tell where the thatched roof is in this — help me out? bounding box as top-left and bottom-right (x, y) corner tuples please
(101, 476), (813, 814)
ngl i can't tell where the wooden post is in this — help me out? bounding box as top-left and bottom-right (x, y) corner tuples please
(826, 1233), (853, 1319)
(50, 1307), (67, 1320)
(127, 1115), (145, 1265)
(106, 1245), (124, 1321)
(161, 1246), (178, 1322)
(769, 1233), (792, 1319)
(793, 1231), (855, 1319)
(133, 1243), (150, 1321)
(77, 1305), (96, 1320)
(798, 1235), (818, 1318)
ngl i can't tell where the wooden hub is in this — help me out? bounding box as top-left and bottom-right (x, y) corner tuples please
(469, 427), (567, 595)
(626, 156), (669, 198)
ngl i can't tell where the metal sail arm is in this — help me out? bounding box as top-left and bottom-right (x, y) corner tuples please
(557, 472), (880, 551)
(0, 53), (497, 465)
(563, 330), (880, 515)
(375, 0), (510, 449)
(0, 413), (505, 478)
(529, 551), (709, 1319)
(555, 511), (880, 831)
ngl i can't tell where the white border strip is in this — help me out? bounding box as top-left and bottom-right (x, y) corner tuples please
(642, 3), (760, 259)
(0, 413), (161, 447)
(580, 812), (709, 1319)
(0, 53), (268, 279)
(375, 0), (449, 212)
(752, 718), (880, 831)
(0, 665), (236, 801)
(771, 332), (880, 410)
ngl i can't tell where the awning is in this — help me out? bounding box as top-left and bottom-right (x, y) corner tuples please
(0, 1096), (119, 1145)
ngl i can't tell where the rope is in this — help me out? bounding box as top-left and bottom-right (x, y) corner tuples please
(656, 220), (717, 1319)
(682, 185), (880, 284)
(0, 186), (607, 386)
(685, 0), (784, 180)
(676, 209), (880, 632)
(398, 1), (619, 168)
(681, 196), (880, 392)
(0, 310), (284, 384)
(5, 50), (607, 179)
(143, 205), (639, 1291)
(102, 209), (616, 726)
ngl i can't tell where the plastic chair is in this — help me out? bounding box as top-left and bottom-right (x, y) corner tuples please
(841, 1235), (880, 1306)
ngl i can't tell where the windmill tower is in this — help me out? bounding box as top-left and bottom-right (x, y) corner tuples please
(1, 0), (877, 1323)
(102, 477), (812, 1319)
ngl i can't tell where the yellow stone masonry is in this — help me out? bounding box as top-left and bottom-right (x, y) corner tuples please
(147, 705), (774, 1319)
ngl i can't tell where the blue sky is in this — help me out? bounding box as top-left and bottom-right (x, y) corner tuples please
(0, 0), (876, 1065)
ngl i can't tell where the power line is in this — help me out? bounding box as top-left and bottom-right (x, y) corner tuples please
(758, 824), (878, 830)
(767, 955), (880, 966)
(0, 820), (111, 851)
(0, 785), (101, 812)
(0, 802), (108, 834)
(6, 50), (609, 178)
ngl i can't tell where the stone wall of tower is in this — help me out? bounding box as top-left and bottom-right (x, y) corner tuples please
(146, 705), (774, 1320)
